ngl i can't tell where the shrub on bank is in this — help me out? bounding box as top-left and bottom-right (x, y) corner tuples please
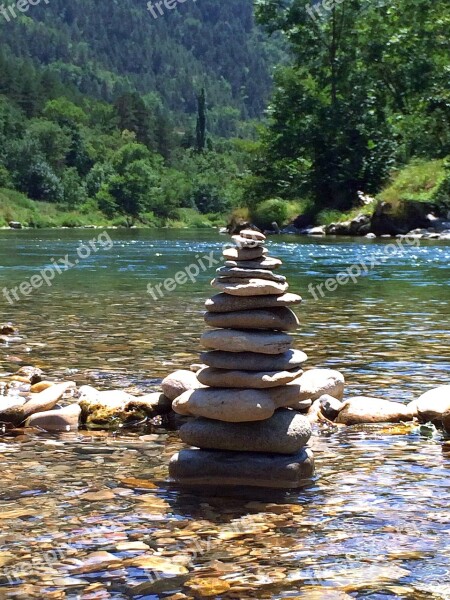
(251, 198), (288, 230)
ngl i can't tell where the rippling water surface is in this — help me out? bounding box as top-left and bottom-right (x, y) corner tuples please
(0, 229), (449, 599)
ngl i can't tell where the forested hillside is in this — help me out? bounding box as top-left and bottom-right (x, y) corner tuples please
(0, 0), (283, 227)
(0, 0), (449, 230)
(1, 0), (283, 133)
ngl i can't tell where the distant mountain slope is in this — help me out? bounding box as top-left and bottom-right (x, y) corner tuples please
(0, 0), (284, 121)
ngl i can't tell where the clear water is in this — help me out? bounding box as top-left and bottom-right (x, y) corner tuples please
(0, 229), (449, 599)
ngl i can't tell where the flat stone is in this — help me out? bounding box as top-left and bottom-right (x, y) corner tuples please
(408, 386), (450, 423)
(169, 448), (315, 488)
(200, 349), (308, 371)
(211, 278), (288, 296)
(196, 366), (303, 388)
(25, 404), (81, 432)
(172, 385), (306, 421)
(20, 382), (76, 422)
(204, 307), (299, 331)
(225, 257), (282, 270)
(205, 292), (302, 313)
(223, 247), (267, 261)
(161, 369), (204, 401)
(231, 235), (265, 249)
(240, 228), (266, 241)
(335, 397), (416, 425)
(216, 267), (286, 283)
(173, 388), (277, 421)
(200, 329), (292, 354)
(288, 368), (345, 402)
(179, 409), (311, 453)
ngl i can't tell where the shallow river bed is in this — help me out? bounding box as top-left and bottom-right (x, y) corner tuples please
(0, 229), (449, 599)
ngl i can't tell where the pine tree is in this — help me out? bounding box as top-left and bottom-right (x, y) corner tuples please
(195, 88), (207, 153)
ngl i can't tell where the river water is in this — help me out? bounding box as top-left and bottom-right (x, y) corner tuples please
(0, 229), (449, 599)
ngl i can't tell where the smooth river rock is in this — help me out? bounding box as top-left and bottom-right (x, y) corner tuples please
(169, 447), (315, 488)
(200, 349), (308, 371)
(201, 329), (292, 354)
(239, 228), (266, 241)
(173, 385), (305, 422)
(0, 381), (75, 426)
(225, 257), (282, 270)
(204, 307), (299, 331)
(173, 388), (277, 421)
(205, 292), (302, 313)
(212, 277), (289, 297)
(335, 397), (416, 425)
(231, 235), (265, 249)
(161, 369), (204, 401)
(292, 368), (345, 401)
(223, 246), (267, 261)
(408, 385), (450, 423)
(216, 267), (286, 283)
(25, 404), (81, 432)
(179, 409), (311, 454)
(196, 366), (304, 388)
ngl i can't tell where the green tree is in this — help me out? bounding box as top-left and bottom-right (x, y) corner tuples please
(255, 0), (450, 209)
(196, 88), (207, 153)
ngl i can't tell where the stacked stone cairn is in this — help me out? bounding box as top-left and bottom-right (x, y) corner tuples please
(169, 230), (315, 488)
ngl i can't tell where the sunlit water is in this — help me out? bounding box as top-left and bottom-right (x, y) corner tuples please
(0, 229), (449, 599)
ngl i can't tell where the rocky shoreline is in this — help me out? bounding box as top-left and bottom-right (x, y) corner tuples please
(1, 357), (449, 442)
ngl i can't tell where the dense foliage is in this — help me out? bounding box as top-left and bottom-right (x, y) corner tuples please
(0, 0), (284, 134)
(0, 0), (448, 227)
(251, 0), (450, 211)
(0, 47), (255, 226)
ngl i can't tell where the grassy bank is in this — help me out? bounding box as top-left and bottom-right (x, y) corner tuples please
(0, 189), (225, 229)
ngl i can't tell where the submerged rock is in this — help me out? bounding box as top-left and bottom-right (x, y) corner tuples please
(335, 397), (416, 425)
(0, 323), (17, 335)
(179, 409), (311, 454)
(169, 447), (315, 488)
